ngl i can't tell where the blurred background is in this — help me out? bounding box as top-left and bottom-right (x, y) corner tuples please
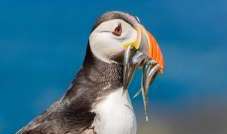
(0, 0), (227, 134)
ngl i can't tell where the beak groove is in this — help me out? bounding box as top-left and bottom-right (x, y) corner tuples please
(142, 27), (164, 72)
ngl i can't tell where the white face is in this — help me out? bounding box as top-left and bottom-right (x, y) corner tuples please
(89, 19), (137, 63)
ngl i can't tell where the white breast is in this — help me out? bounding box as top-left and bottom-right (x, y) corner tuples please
(92, 88), (137, 134)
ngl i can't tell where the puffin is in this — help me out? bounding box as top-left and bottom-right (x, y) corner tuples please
(16, 11), (164, 134)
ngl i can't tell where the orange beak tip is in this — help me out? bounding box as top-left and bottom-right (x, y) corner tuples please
(146, 30), (165, 73)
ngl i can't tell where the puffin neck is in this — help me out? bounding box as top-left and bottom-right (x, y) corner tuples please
(82, 45), (123, 84)
(62, 45), (123, 103)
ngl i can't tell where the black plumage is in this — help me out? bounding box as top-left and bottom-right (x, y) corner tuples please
(17, 46), (123, 134)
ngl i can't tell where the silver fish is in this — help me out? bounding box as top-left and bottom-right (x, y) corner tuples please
(122, 19), (164, 121)
(141, 60), (160, 121)
(123, 46), (149, 90)
(123, 47), (161, 121)
(123, 46), (137, 90)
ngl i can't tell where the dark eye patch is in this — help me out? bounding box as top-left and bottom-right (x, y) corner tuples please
(112, 23), (122, 36)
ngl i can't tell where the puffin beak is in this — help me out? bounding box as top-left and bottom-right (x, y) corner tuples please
(123, 25), (164, 89)
(139, 26), (164, 71)
(123, 24), (165, 121)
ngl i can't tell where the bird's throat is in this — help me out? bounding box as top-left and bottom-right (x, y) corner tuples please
(83, 45), (124, 84)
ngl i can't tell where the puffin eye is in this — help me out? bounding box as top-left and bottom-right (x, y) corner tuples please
(112, 23), (122, 36)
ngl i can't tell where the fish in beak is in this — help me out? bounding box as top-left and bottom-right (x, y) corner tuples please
(123, 23), (165, 121)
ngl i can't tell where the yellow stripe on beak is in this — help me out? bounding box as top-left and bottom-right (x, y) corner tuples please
(122, 25), (142, 49)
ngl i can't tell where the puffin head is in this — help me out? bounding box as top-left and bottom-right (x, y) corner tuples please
(89, 11), (164, 71)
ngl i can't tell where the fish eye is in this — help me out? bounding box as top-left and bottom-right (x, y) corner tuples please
(112, 23), (122, 36)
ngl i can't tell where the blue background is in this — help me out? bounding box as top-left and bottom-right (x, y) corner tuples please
(0, 0), (226, 133)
